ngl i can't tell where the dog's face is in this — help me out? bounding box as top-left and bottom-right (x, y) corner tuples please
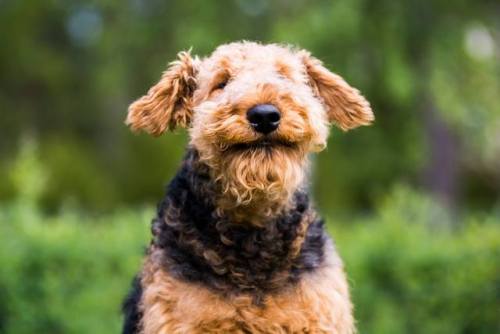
(127, 42), (373, 218)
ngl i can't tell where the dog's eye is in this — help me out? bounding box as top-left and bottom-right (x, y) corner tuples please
(215, 80), (228, 90)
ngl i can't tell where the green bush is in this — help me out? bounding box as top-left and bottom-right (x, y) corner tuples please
(0, 186), (498, 333)
(0, 204), (149, 334)
(331, 188), (500, 334)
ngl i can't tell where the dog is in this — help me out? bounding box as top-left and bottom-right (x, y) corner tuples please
(122, 41), (373, 334)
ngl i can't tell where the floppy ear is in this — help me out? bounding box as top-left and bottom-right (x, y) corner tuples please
(301, 51), (374, 131)
(126, 51), (198, 136)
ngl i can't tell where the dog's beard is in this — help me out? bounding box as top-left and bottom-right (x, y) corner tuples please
(220, 146), (306, 204)
(197, 143), (308, 222)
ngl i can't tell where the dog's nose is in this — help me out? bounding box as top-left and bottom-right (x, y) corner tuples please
(246, 104), (281, 135)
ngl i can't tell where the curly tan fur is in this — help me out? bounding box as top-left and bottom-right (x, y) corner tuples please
(124, 41), (374, 334)
(127, 42), (373, 215)
(300, 51), (373, 130)
(127, 51), (199, 135)
(140, 243), (353, 334)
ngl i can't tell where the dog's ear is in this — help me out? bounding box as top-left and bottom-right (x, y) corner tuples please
(126, 51), (199, 136)
(300, 51), (374, 131)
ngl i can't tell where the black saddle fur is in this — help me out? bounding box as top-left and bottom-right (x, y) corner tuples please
(122, 149), (328, 333)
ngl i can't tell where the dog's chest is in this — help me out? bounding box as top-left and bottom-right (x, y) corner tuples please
(139, 252), (354, 334)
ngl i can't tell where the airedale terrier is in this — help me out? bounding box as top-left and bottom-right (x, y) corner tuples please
(122, 42), (373, 334)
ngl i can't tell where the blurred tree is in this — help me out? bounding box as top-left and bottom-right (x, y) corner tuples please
(0, 0), (498, 216)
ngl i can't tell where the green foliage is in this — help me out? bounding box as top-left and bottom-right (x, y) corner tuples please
(0, 204), (150, 333)
(8, 138), (47, 209)
(0, 0), (498, 213)
(331, 187), (500, 333)
(0, 186), (498, 333)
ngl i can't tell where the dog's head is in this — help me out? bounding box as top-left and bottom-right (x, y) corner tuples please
(127, 42), (373, 219)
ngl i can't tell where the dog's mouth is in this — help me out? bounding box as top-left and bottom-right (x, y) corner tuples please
(226, 138), (298, 152)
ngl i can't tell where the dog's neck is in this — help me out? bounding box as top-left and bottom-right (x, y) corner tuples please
(150, 149), (327, 300)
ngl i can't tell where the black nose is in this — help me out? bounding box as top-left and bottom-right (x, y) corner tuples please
(246, 104), (281, 134)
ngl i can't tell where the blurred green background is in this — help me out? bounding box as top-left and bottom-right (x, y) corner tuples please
(0, 0), (499, 333)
